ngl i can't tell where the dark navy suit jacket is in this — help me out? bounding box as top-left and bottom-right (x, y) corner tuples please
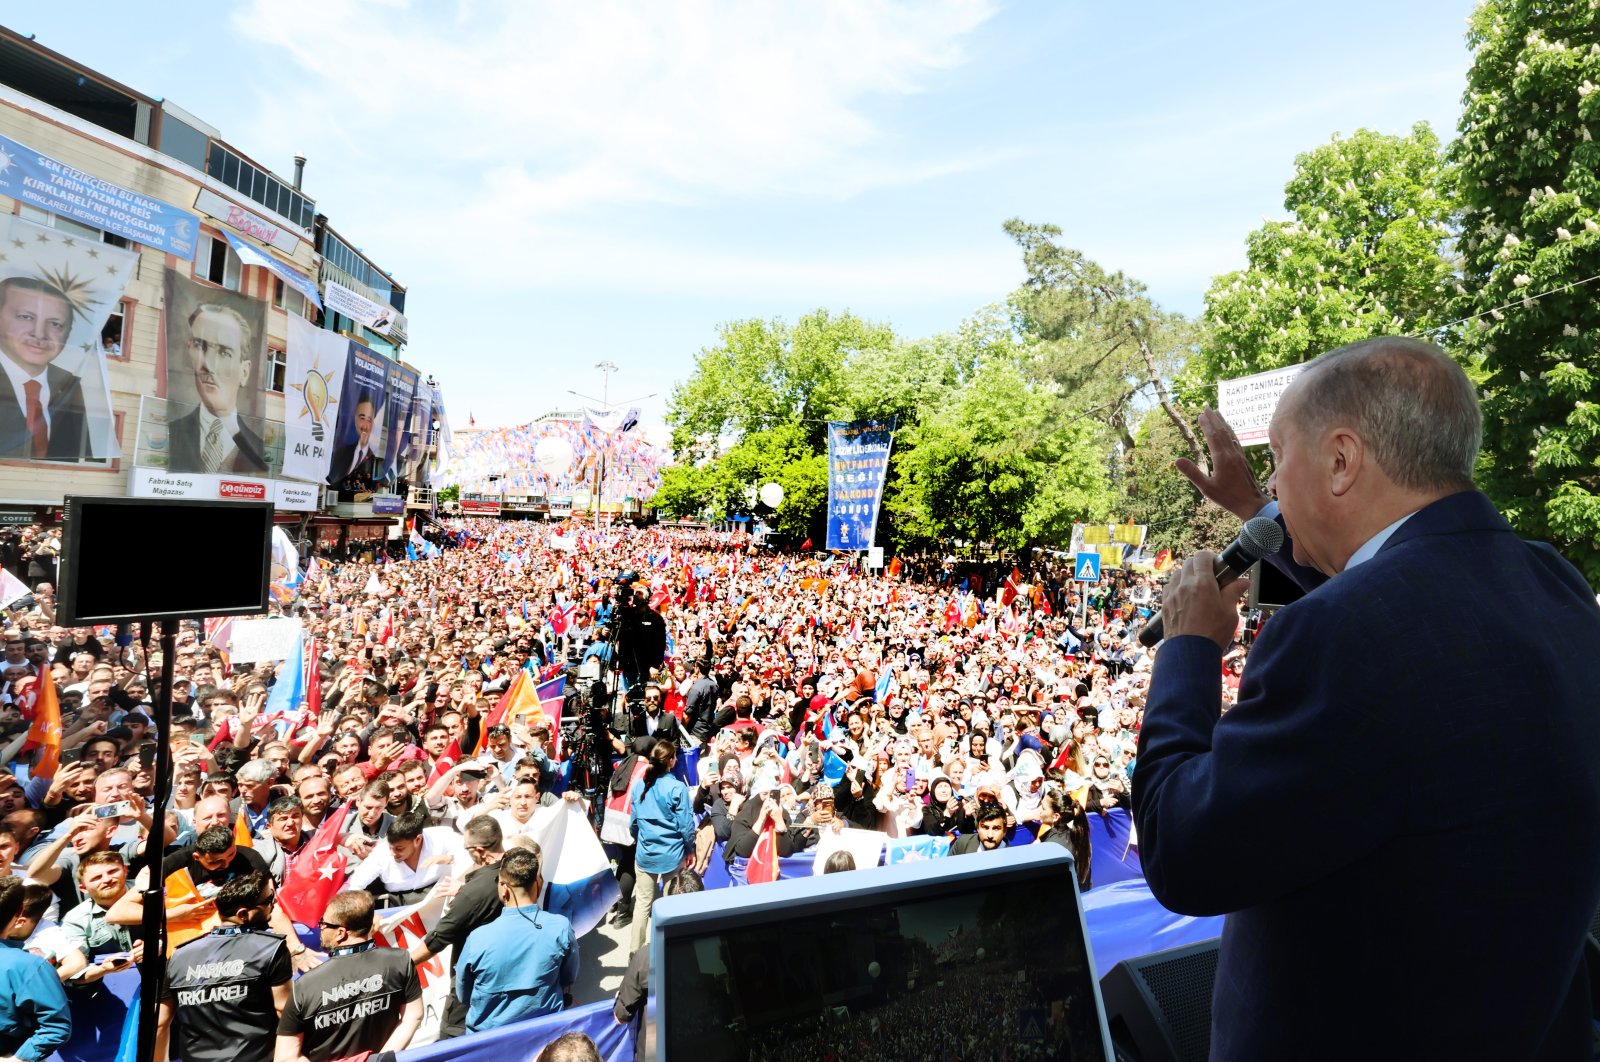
(1134, 491), (1600, 1060)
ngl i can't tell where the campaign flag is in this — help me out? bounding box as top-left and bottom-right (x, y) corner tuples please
(20, 671), (61, 780)
(746, 818), (780, 884)
(283, 315), (347, 483)
(277, 802), (351, 927)
(371, 906), (452, 1049)
(527, 801), (622, 937)
(601, 758), (651, 847)
(820, 748), (849, 787)
(1001, 567), (1023, 607)
(363, 572), (383, 596)
(164, 867), (221, 953)
(885, 835), (953, 864)
(0, 567), (29, 609)
(887, 556), (903, 579)
(233, 811), (255, 848)
(874, 670), (897, 705)
(475, 671), (527, 751)
(264, 632), (306, 717)
(505, 675), (564, 732)
(825, 417), (896, 551)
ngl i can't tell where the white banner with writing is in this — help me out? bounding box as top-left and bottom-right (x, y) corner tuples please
(1218, 363), (1307, 446)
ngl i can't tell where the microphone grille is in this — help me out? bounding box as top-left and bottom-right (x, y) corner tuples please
(1239, 515), (1285, 560)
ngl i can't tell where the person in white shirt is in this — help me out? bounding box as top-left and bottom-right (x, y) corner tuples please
(343, 807), (465, 905)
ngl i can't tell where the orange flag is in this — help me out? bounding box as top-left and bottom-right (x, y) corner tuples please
(474, 670), (526, 754)
(164, 867), (220, 953)
(21, 672), (61, 781)
(234, 811), (255, 849)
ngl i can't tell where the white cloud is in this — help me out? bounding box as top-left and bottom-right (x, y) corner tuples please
(235, 0), (997, 210)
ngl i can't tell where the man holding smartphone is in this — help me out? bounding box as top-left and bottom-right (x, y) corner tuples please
(57, 851), (143, 983)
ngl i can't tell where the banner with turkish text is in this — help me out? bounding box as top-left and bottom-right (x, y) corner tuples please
(825, 417), (895, 551)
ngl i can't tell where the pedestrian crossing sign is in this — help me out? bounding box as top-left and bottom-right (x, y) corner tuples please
(1074, 552), (1101, 582)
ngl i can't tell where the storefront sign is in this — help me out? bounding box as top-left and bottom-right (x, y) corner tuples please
(129, 467), (320, 511)
(194, 187), (302, 253)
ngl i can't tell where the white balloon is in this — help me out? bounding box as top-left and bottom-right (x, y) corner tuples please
(759, 482), (785, 508)
(534, 436), (574, 475)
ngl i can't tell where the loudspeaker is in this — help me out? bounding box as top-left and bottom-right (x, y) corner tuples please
(1099, 938), (1220, 1062)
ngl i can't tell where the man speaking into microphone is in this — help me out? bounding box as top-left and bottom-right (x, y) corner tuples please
(1135, 336), (1600, 1061)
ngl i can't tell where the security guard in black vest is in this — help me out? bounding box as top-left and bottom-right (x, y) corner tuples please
(155, 871), (291, 1062)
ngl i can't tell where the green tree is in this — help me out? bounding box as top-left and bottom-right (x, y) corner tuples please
(436, 485), (459, 503)
(1189, 124), (1459, 402)
(1452, 2), (1600, 584)
(666, 309), (897, 455)
(649, 463), (714, 520)
(1122, 409), (1237, 557)
(888, 360), (1114, 550)
(1003, 219), (1203, 467)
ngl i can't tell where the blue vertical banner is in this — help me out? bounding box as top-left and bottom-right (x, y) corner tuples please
(381, 361), (419, 480)
(825, 416), (896, 551)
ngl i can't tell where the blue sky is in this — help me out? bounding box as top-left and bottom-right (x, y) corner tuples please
(9, 1), (1474, 435)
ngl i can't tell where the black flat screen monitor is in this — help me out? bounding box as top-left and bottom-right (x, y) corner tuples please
(652, 844), (1112, 1061)
(57, 496), (272, 624)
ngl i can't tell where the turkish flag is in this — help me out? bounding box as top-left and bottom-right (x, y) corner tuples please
(1001, 567), (1022, 607)
(277, 802), (351, 928)
(746, 818), (780, 885)
(426, 739), (462, 786)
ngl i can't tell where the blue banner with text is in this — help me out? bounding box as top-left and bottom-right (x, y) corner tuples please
(825, 417), (895, 551)
(0, 132), (199, 259)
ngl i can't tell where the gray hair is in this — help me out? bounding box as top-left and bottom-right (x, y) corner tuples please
(235, 759), (277, 784)
(1287, 336), (1480, 492)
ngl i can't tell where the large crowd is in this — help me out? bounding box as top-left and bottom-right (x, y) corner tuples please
(0, 514), (1240, 1062)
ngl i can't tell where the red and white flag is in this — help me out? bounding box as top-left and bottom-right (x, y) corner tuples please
(277, 802), (351, 927)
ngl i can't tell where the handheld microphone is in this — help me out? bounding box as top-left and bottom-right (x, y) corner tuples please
(1138, 516), (1284, 647)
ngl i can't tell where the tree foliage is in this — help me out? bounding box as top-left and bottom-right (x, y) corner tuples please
(888, 360), (1115, 550)
(1452, 1), (1600, 584)
(1005, 219), (1202, 463)
(1189, 124), (1460, 403)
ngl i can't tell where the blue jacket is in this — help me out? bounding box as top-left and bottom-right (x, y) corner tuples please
(0, 941), (71, 1061)
(630, 773), (695, 875)
(1135, 491), (1600, 1061)
(456, 903), (577, 1033)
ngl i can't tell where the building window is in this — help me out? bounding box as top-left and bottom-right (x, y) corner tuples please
(195, 233), (241, 290)
(204, 142), (315, 229)
(273, 278), (306, 316)
(17, 206), (133, 249)
(100, 302), (132, 360)
(266, 347), (287, 393)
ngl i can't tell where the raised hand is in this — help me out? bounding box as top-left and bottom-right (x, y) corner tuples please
(1173, 408), (1273, 522)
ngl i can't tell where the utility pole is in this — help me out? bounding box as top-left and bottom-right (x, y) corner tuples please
(593, 361), (617, 530)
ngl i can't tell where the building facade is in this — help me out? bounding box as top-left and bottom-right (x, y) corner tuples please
(0, 28), (441, 554)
